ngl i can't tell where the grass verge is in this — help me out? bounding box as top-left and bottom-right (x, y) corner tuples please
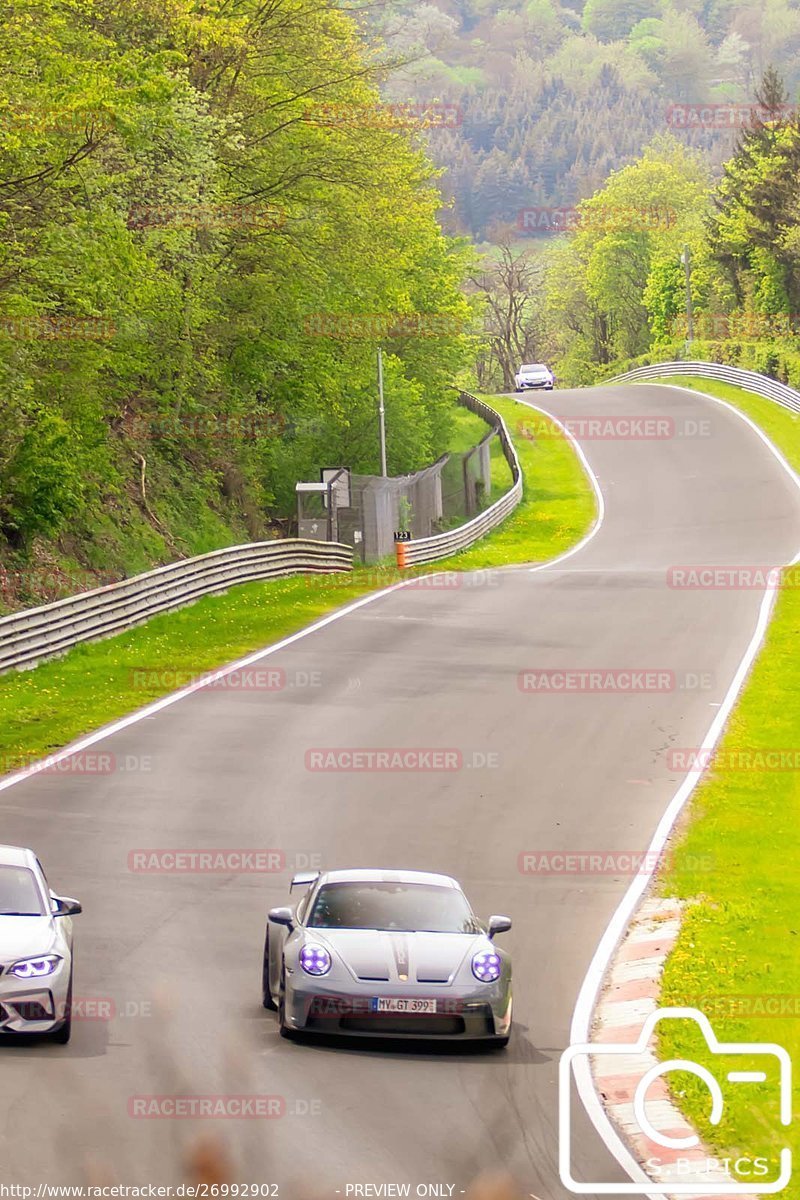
(0, 393), (596, 768)
(642, 376), (800, 1183)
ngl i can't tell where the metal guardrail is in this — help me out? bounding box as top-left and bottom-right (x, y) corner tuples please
(397, 392), (523, 567)
(0, 540), (353, 675)
(610, 361), (800, 415)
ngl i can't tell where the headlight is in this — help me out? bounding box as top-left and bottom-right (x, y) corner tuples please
(299, 945), (331, 976)
(472, 950), (502, 983)
(9, 955), (62, 979)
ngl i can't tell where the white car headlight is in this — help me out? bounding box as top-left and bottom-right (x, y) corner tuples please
(9, 955), (62, 979)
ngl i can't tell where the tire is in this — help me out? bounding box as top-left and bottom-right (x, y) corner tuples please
(262, 928), (277, 1010)
(50, 972), (73, 1044)
(492, 1036), (510, 1049)
(278, 972), (295, 1040)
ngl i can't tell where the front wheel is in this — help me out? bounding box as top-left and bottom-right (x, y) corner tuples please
(278, 973), (295, 1039)
(262, 928), (277, 1010)
(50, 972), (73, 1044)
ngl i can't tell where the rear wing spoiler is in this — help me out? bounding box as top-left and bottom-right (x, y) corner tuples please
(290, 871), (320, 893)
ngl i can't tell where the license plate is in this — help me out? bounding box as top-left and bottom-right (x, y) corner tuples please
(371, 997), (437, 1014)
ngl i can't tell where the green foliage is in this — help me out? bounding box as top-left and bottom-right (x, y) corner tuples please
(0, 0), (475, 567)
(583, 0), (662, 42)
(543, 136), (712, 373)
(371, 0), (800, 241)
(0, 407), (84, 544)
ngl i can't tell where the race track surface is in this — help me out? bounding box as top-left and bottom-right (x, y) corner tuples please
(1, 383), (799, 1198)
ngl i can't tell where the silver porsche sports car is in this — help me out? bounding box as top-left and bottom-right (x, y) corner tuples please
(262, 868), (512, 1044)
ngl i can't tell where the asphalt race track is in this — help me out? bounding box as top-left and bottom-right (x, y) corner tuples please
(1, 383), (799, 1198)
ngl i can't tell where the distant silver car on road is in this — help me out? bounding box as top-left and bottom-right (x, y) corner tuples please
(515, 363), (554, 391)
(262, 868), (512, 1044)
(0, 845), (81, 1044)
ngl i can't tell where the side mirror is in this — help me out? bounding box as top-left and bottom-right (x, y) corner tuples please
(487, 915), (511, 939)
(52, 895), (82, 917)
(269, 906), (294, 929)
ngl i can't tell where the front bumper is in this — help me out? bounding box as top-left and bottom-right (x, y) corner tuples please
(0, 959), (70, 1035)
(517, 380), (553, 390)
(285, 976), (512, 1040)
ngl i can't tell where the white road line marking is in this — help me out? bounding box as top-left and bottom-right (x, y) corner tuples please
(513, 398), (606, 574)
(568, 380), (800, 1198)
(0, 580), (414, 794)
(0, 399), (600, 793)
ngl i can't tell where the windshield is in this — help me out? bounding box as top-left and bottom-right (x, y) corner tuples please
(521, 364), (547, 372)
(308, 882), (478, 933)
(0, 865), (45, 916)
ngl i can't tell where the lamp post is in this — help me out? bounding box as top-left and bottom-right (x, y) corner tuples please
(377, 347), (388, 476)
(680, 245), (694, 351)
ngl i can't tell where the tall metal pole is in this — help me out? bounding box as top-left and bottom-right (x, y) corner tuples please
(681, 245), (694, 348)
(378, 346), (388, 476)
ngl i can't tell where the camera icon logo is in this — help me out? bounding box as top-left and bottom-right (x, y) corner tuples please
(559, 1007), (792, 1194)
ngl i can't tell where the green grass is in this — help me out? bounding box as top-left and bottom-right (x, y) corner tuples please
(445, 405), (493, 455)
(442, 395), (596, 570)
(0, 394), (596, 766)
(640, 376), (800, 1185)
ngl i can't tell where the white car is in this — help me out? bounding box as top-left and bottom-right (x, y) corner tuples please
(263, 868), (513, 1045)
(0, 846), (81, 1044)
(515, 363), (554, 391)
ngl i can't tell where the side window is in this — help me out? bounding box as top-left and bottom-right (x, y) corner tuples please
(35, 858), (54, 909)
(296, 888), (314, 925)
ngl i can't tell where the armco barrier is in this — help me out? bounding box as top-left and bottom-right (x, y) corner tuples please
(396, 392), (523, 568)
(0, 540), (352, 675)
(610, 361), (800, 415)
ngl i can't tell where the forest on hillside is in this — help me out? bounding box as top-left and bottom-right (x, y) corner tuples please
(372, 0), (800, 239)
(0, 0), (475, 602)
(474, 69), (800, 390)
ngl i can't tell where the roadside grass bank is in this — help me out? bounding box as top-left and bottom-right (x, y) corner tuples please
(638, 377), (800, 1180)
(449, 394), (596, 571)
(0, 394), (595, 768)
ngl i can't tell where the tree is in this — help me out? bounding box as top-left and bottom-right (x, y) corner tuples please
(470, 245), (543, 391)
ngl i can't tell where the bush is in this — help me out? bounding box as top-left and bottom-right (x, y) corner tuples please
(0, 408), (84, 546)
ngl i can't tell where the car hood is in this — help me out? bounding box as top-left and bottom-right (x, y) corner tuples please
(520, 369), (551, 379)
(307, 929), (484, 984)
(0, 915), (56, 965)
